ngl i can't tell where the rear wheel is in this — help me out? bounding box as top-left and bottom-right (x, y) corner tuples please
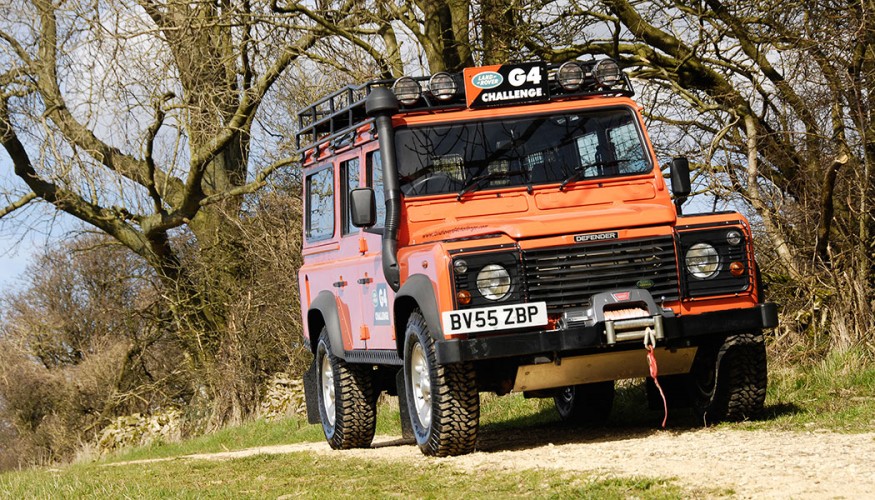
(692, 333), (768, 424)
(404, 310), (479, 457)
(316, 329), (377, 449)
(553, 381), (615, 425)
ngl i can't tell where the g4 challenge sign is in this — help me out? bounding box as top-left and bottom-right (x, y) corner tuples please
(464, 62), (548, 108)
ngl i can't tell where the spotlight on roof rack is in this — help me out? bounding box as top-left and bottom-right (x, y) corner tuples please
(557, 61), (585, 91)
(593, 59), (622, 88)
(428, 72), (457, 100)
(392, 77), (422, 105)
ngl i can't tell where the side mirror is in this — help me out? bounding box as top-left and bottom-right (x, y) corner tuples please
(350, 187), (376, 228)
(670, 157), (691, 198)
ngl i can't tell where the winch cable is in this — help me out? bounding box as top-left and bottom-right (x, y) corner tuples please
(644, 327), (668, 428)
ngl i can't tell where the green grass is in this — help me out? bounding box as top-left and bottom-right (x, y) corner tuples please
(104, 401), (406, 464)
(738, 348), (875, 432)
(2, 450), (687, 498)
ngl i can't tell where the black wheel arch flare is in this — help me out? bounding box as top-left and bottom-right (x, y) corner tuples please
(394, 274), (445, 357)
(307, 290), (346, 358)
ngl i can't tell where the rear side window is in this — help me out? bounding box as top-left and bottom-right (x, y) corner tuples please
(341, 158), (360, 236)
(306, 167), (335, 242)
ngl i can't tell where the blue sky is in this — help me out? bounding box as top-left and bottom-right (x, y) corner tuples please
(0, 236), (35, 290)
(0, 156), (65, 291)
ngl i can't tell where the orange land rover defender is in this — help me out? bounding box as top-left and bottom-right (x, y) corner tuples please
(296, 59), (778, 457)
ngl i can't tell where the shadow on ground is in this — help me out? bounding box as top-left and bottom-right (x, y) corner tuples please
(366, 380), (802, 454)
(472, 382), (802, 454)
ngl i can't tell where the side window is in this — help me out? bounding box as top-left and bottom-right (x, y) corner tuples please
(306, 167), (334, 242)
(341, 158), (360, 236)
(367, 151), (386, 228)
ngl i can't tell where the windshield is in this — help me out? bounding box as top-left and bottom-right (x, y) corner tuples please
(395, 108), (651, 197)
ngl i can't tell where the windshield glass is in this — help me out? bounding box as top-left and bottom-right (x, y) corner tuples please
(395, 108), (651, 197)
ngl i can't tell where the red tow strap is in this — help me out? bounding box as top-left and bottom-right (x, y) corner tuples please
(646, 336), (668, 428)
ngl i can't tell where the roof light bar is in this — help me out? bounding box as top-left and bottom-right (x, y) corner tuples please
(428, 72), (457, 100)
(592, 59), (622, 88)
(557, 61), (584, 91)
(392, 77), (421, 105)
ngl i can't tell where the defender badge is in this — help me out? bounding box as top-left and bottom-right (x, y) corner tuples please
(574, 231), (619, 243)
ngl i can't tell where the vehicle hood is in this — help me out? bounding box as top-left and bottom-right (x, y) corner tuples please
(404, 184), (677, 245)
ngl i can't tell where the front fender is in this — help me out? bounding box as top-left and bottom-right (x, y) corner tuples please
(393, 274), (443, 356)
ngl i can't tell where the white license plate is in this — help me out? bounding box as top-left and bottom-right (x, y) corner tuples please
(442, 302), (548, 335)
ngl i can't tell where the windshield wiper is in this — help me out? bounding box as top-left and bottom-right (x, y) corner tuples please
(457, 170), (523, 200)
(558, 159), (631, 191)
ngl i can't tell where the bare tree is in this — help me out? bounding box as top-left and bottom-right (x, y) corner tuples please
(0, 0), (333, 416)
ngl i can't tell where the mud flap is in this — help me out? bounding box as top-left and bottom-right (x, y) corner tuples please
(396, 368), (414, 440)
(303, 359), (321, 425)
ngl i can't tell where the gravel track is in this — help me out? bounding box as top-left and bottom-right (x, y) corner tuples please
(115, 427), (875, 498)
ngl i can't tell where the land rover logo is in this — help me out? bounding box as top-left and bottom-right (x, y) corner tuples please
(574, 231), (619, 243)
(637, 279), (655, 289)
(471, 72), (503, 89)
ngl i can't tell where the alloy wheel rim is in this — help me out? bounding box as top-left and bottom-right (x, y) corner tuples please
(410, 343), (432, 428)
(321, 354), (336, 426)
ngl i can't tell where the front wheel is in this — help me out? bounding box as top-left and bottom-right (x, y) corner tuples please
(692, 333), (768, 424)
(316, 329), (377, 449)
(404, 310), (479, 457)
(553, 381), (615, 425)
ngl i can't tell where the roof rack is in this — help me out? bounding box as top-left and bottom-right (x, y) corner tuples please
(295, 78), (468, 154)
(295, 59), (636, 155)
(295, 83), (370, 154)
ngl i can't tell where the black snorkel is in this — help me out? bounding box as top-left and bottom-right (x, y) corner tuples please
(366, 88), (402, 291)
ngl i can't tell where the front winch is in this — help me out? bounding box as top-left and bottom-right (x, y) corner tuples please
(604, 313), (665, 345)
(590, 289), (670, 345)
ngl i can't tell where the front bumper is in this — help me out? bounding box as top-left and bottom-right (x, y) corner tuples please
(435, 302), (778, 364)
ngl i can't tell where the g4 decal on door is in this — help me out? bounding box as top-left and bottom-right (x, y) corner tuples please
(374, 283), (390, 325)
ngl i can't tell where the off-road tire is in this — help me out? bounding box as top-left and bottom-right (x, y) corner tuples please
(404, 310), (479, 457)
(553, 381), (615, 425)
(692, 333), (768, 424)
(316, 329), (377, 449)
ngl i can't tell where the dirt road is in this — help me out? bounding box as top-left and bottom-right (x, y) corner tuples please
(124, 426), (875, 498)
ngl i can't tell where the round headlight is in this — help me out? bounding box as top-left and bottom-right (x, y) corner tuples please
(726, 230), (743, 246)
(392, 77), (421, 105)
(557, 61), (584, 91)
(685, 243), (720, 279)
(592, 59), (622, 87)
(428, 72), (457, 100)
(476, 264), (512, 301)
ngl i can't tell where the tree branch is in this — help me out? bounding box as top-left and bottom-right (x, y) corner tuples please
(199, 156), (296, 207)
(0, 192), (37, 218)
(743, 113), (801, 278)
(271, 0), (395, 76)
(33, 0), (186, 208)
(144, 92), (175, 214)
(1, 98), (153, 261)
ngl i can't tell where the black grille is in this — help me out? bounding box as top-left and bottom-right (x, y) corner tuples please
(522, 236), (679, 312)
